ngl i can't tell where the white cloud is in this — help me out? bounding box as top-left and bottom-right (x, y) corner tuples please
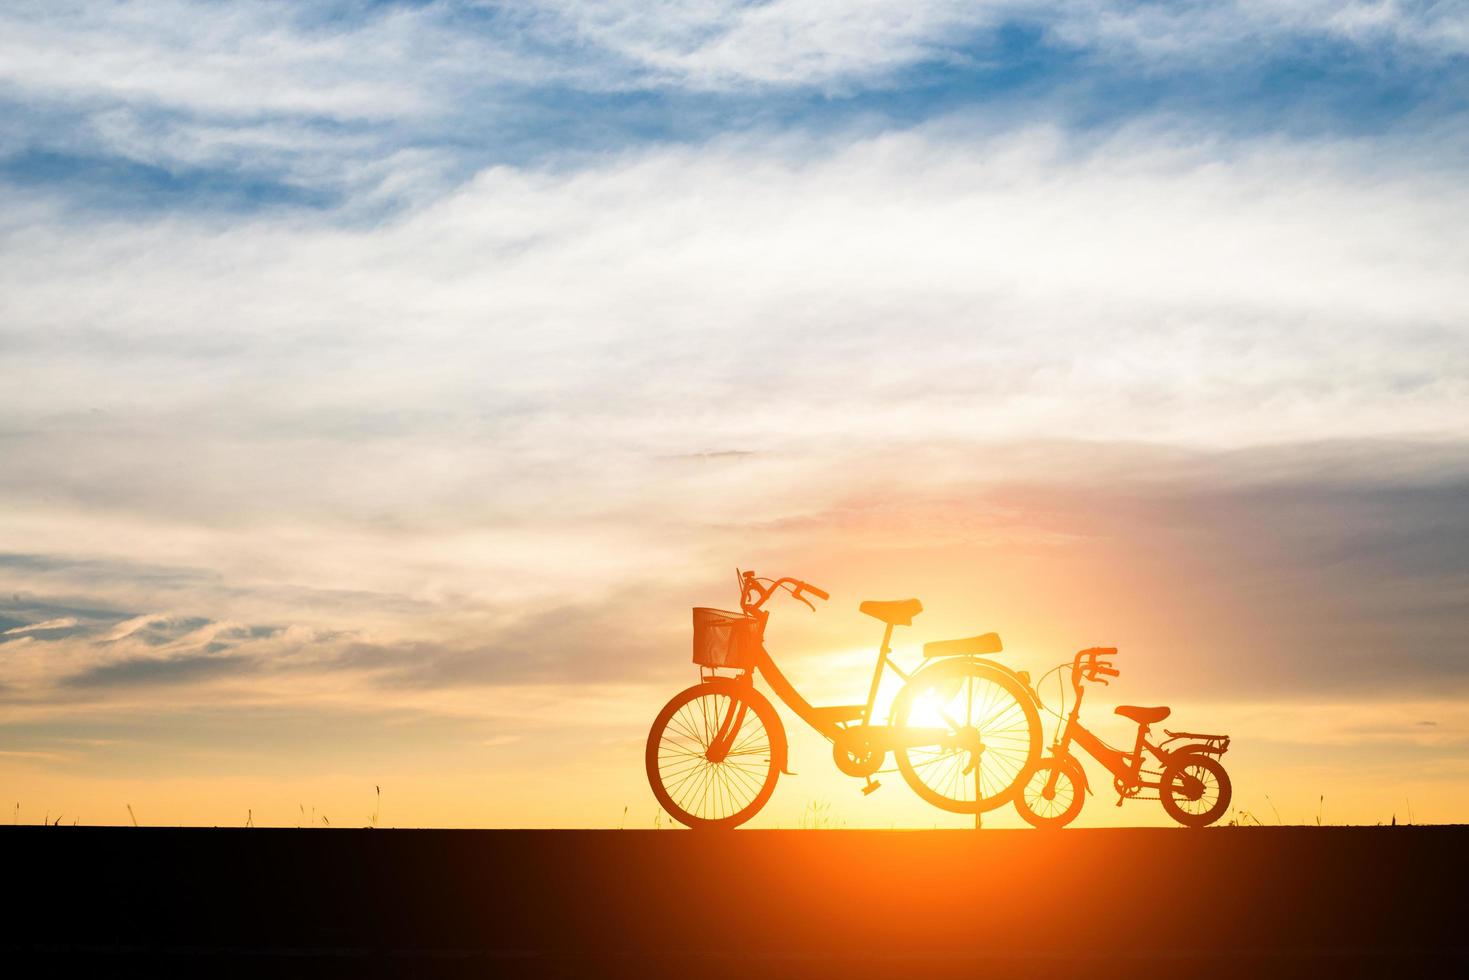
(5, 1), (1466, 126)
(0, 121), (1465, 627)
(3, 617), (78, 635)
(530, 0), (1002, 89)
(1049, 0), (1469, 62)
(4, 122), (1465, 452)
(4, 0), (1463, 208)
(534, 0), (1469, 89)
(1, 2), (421, 118)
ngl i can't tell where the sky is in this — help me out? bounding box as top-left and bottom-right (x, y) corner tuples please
(2, 0), (1467, 829)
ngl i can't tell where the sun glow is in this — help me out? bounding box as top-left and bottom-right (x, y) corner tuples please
(904, 691), (947, 730)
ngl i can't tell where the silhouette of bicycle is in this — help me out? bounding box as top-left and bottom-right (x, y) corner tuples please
(646, 570), (1042, 828)
(1015, 647), (1233, 828)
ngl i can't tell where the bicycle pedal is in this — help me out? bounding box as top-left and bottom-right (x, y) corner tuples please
(862, 780), (881, 796)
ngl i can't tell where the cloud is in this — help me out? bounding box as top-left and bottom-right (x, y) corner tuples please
(0, 124), (1464, 682)
(494, 2), (1469, 93)
(2, 438), (1466, 703)
(531, 0), (1004, 90)
(3, 617), (79, 636)
(60, 653), (257, 689)
(0, 149), (338, 213)
(3, 125), (1465, 477)
(6, 2), (1465, 123)
(3, 1), (1465, 219)
(0, 1), (507, 118)
(332, 592), (686, 688)
(1054, 1), (1469, 64)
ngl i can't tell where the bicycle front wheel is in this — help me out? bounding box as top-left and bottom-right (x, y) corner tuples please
(892, 659), (1041, 814)
(1016, 755), (1086, 828)
(646, 680), (780, 829)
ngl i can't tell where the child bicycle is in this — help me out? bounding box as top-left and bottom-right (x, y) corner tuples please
(645, 569), (1043, 829)
(1015, 647), (1233, 828)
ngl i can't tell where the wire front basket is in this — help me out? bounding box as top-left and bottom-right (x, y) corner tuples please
(691, 607), (760, 670)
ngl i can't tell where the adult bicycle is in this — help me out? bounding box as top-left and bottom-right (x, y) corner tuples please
(645, 569), (1042, 828)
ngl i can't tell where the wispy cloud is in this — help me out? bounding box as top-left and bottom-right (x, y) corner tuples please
(4, 125), (1465, 464)
(3, 617), (78, 636)
(1, 124), (1465, 667)
(60, 653), (257, 689)
(4, 1), (1466, 217)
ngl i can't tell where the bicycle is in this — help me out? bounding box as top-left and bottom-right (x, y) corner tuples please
(1015, 647), (1233, 828)
(645, 569), (1042, 828)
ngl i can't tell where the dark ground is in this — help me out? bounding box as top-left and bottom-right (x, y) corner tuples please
(1, 826), (1464, 977)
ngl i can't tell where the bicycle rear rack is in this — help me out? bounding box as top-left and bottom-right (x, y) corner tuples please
(1161, 730), (1231, 754)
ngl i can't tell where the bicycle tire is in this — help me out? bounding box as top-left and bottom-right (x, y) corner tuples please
(1159, 751), (1232, 827)
(891, 659), (1042, 814)
(1015, 755), (1086, 828)
(646, 679), (781, 829)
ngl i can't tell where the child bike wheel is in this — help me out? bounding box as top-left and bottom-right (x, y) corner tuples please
(1159, 752), (1232, 827)
(1015, 756), (1086, 828)
(646, 679), (780, 829)
(892, 659), (1041, 814)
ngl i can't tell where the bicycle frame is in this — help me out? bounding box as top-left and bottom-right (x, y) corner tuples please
(1056, 714), (1169, 800)
(713, 574), (982, 759)
(1048, 664), (1221, 802)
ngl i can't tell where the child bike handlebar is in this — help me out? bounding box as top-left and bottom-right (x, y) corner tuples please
(1072, 647), (1119, 688)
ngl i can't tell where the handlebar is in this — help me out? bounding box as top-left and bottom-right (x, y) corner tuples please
(1071, 646), (1120, 688)
(738, 569), (829, 613)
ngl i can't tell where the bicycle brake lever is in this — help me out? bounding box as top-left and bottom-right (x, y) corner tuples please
(792, 591), (816, 611)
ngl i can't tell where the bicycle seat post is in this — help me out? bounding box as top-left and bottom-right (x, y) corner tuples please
(861, 621), (895, 727)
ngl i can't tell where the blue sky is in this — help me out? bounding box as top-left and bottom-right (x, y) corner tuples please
(2, 1), (1468, 827)
(4, 1), (1467, 215)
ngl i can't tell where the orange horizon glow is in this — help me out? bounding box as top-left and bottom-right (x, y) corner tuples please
(6, 518), (1466, 830)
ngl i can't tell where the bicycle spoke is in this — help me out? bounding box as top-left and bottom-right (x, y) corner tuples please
(674, 761), (710, 810)
(724, 747), (770, 761)
(894, 667), (1040, 811)
(722, 764), (762, 799)
(659, 730), (707, 754)
(669, 758), (710, 798)
(972, 682), (999, 723)
(693, 759), (716, 816)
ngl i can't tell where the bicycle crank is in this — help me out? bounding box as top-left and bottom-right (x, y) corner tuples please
(832, 728), (884, 778)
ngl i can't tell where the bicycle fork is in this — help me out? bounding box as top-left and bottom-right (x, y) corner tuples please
(706, 701), (749, 763)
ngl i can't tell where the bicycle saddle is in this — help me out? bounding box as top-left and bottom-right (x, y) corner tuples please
(1115, 705), (1171, 725)
(858, 598), (923, 626)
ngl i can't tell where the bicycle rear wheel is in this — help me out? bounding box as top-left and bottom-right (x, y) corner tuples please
(892, 659), (1041, 814)
(646, 680), (780, 829)
(1159, 752), (1231, 827)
